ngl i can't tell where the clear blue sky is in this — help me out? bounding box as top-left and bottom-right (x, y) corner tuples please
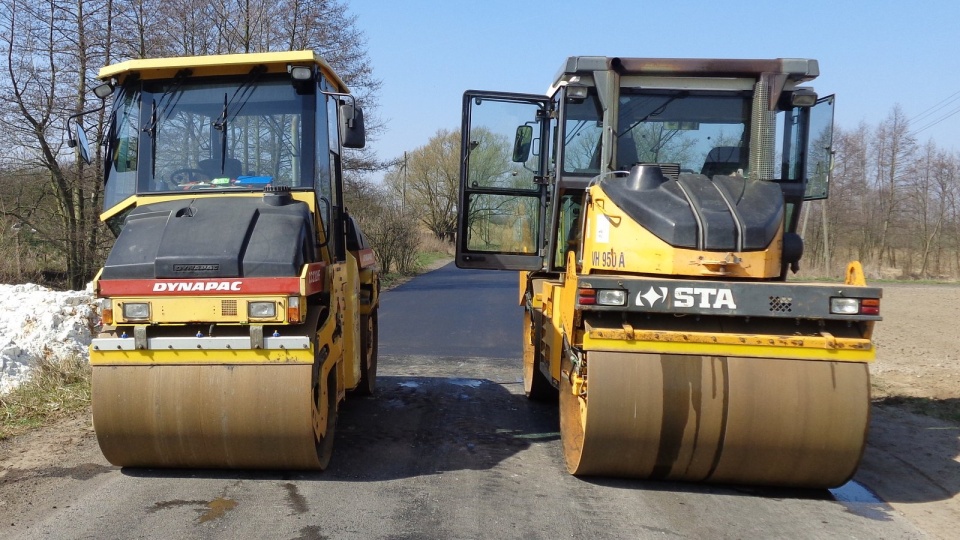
(350, 0), (960, 177)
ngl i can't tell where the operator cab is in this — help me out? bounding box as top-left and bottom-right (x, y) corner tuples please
(76, 52), (365, 247)
(457, 56), (834, 273)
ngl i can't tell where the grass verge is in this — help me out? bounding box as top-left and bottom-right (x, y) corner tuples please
(0, 356), (90, 441)
(415, 251), (450, 269)
(381, 251), (453, 290)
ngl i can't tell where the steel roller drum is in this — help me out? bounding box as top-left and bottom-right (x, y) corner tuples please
(92, 364), (329, 469)
(561, 352), (870, 488)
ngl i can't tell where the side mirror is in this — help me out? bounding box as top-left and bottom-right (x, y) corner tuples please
(512, 125), (533, 163)
(72, 121), (92, 165)
(93, 82), (113, 100)
(339, 102), (366, 149)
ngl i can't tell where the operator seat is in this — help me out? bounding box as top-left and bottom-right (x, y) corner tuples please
(616, 133), (640, 171)
(701, 146), (745, 177)
(199, 158), (243, 179)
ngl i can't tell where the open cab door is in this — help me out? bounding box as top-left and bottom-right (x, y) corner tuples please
(803, 95), (835, 201)
(456, 91), (551, 270)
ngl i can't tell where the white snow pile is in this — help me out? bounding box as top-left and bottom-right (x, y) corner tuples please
(0, 283), (97, 394)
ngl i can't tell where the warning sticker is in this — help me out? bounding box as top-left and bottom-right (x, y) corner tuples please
(595, 214), (610, 243)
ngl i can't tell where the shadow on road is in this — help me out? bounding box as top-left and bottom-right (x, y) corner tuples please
(330, 375), (558, 480)
(856, 404), (960, 504)
(121, 375), (558, 482)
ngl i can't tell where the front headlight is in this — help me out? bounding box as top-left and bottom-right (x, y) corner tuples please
(248, 301), (277, 319)
(122, 302), (150, 320)
(597, 289), (627, 306)
(830, 297), (860, 315)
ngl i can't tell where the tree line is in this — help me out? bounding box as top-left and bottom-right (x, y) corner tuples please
(801, 105), (960, 280)
(389, 114), (960, 282)
(0, 0), (956, 286)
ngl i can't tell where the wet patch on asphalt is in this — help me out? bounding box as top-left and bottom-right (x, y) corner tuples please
(0, 463), (115, 485)
(148, 496), (238, 523)
(283, 482), (309, 514)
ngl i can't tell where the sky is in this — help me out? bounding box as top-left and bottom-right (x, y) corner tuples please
(348, 0), (960, 181)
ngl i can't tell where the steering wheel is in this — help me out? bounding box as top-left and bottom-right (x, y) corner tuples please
(169, 168), (211, 185)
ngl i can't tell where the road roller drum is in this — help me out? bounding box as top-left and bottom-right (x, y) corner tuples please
(560, 352), (870, 488)
(92, 363), (336, 469)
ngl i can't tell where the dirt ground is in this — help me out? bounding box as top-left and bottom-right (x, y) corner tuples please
(854, 283), (960, 539)
(0, 281), (958, 538)
(870, 283), (960, 402)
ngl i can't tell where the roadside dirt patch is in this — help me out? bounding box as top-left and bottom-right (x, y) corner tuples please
(856, 283), (960, 540)
(0, 414), (97, 472)
(871, 283), (960, 404)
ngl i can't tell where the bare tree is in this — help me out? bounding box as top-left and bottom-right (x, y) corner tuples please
(0, 0), (111, 289)
(385, 128), (461, 241)
(342, 175), (418, 274)
(871, 105), (916, 269)
(278, 0), (385, 174)
(904, 141), (945, 277)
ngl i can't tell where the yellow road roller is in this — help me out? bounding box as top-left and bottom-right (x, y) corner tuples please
(75, 51), (380, 469)
(456, 57), (881, 488)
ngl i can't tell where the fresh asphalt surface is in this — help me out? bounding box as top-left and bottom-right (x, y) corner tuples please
(379, 264), (522, 358)
(0, 262), (928, 539)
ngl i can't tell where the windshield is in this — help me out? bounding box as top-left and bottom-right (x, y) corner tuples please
(562, 90), (752, 176)
(103, 75), (315, 210)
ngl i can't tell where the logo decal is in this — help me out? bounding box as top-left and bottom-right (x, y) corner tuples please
(635, 286), (737, 309)
(673, 287), (737, 309)
(153, 281), (242, 292)
(173, 264), (219, 272)
(636, 286), (668, 307)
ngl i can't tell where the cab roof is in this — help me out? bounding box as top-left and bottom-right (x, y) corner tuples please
(98, 50), (349, 93)
(553, 56), (819, 84)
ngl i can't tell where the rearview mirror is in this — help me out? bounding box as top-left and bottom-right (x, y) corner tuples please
(73, 121), (92, 164)
(339, 102), (366, 149)
(512, 125), (533, 163)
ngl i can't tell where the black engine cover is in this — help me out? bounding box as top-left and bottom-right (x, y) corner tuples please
(101, 197), (315, 280)
(599, 167), (783, 252)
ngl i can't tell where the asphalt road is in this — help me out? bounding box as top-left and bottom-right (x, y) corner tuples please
(0, 263), (930, 539)
(379, 264), (522, 358)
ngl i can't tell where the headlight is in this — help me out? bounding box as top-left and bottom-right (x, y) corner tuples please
(578, 288), (627, 306)
(248, 301), (277, 318)
(122, 302), (150, 320)
(830, 297), (860, 315)
(597, 290), (627, 306)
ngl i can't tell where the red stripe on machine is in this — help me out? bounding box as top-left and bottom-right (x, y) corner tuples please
(99, 277), (302, 296)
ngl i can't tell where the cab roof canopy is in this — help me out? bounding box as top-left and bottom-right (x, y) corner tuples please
(98, 50), (349, 93)
(552, 56), (819, 85)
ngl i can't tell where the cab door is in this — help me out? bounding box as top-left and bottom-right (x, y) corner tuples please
(803, 95), (835, 201)
(456, 91), (551, 270)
